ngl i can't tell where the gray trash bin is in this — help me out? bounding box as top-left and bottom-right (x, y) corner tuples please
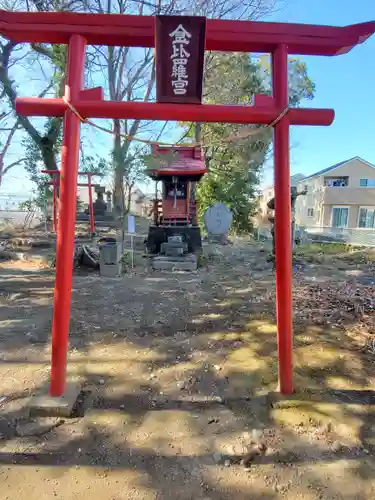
(98, 237), (122, 277)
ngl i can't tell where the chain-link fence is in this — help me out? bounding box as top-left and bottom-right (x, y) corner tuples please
(0, 209), (44, 229)
(256, 223), (375, 247)
(298, 225), (375, 247)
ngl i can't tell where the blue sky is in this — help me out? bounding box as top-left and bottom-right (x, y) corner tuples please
(263, 0), (375, 184)
(1, 0), (374, 195)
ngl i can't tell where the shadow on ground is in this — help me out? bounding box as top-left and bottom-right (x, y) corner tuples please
(1, 241), (375, 499)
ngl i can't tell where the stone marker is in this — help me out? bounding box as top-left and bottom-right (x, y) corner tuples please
(203, 203), (233, 243)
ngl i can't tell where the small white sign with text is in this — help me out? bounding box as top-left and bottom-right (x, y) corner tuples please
(127, 215), (136, 267)
(127, 215), (136, 234)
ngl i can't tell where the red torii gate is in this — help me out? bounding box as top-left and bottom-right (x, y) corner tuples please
(1, 10), (374, 402)
(41, 169), (100, 234)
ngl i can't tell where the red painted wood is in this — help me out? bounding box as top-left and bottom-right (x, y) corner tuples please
(42, 170), (101, 176)
(153, 145), (203, 159)
(45, 181), (96, 187)
(49, 34), (86, 398)
(15, 97), (335, 126)
(149, 169), (208, 176)
(79, 87), (104, 101)
(43, 170), (99, 235)
(272, 44), (293, 395)
(52, 178), (57, 233)
(0, 10), (373, 55)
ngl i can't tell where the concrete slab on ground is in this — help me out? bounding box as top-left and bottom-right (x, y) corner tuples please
(28, 381), (81, 418)
(152, 254), (197, 271)
(161, 241), (188, 251)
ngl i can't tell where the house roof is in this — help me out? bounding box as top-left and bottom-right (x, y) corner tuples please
(290, 173), (306, 186)
(262, 173), (304, 192)
(304, 156), (375, 180)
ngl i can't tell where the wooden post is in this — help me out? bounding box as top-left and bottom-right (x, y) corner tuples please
(49, 35), (86, 397)
(272, 44), (293, 395)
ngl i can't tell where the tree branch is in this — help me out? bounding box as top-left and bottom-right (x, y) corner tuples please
(0, 157), (27, 178)
(0, 41), (42, 144)
(124, 60), (156, 145)
(119, 48), (153, 101)
(30, 43), (53, 59)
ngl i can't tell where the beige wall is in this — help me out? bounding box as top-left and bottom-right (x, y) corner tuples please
(295, 158), (375, 228)
(322, 205), (331, 227)
(295, 178), (324, 226)
(323, 187), (375, 205)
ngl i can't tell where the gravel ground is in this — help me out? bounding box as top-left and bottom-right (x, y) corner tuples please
(0, 239), (375, 500)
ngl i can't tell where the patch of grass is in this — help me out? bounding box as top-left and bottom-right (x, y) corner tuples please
(340, 248), (375, 264)
(197, 251), (216, 267)
(294, 242), (373, 264)
(297, 243), (351, 255)
(297, 243), (375, 265)
(0, 223), (18, 236)
(198, 246), (223, 267)
(120, 249), (146, 269)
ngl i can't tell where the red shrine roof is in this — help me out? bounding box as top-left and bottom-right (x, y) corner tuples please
(150, 158), (207, 178)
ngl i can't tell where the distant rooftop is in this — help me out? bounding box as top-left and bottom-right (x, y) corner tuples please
(304, 156), (375, 180)
(262, 173), (305, 191)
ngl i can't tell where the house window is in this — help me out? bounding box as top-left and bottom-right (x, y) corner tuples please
(332, 207), (349, 228)
(324, 176), (348, 187)
(307, 208), (314, 217)
(359, 179), (375, 187)
(358, 207), (375, 228)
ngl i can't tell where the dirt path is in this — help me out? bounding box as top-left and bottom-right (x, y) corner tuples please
(0, 241), (375, 499)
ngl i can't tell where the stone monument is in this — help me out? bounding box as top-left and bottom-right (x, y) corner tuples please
(93, 186), (107, 216)
(203, 203), (233, 244)
(105, 190), (113, 214)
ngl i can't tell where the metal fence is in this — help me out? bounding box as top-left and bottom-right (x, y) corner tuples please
(0, 209), (44, 229)
(299, 225), (375, 247)
(256, 224), (375, 248)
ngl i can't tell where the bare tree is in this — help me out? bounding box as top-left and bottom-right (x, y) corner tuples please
(0, 0), (97, 187)
(0, 115), (26, 186)
(1, 0), (282, 208)
(85, 0), (281, 218)
(0, 0), (69, 182)
(85, 0), (180, 217)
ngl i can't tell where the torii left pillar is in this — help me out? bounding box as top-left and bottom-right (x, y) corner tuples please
(27, 36), (87, 416)
(272, 45), (293, 395)
(50, 35), (85, 400)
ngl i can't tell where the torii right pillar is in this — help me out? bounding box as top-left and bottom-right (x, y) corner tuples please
(272, 44), (293, 394)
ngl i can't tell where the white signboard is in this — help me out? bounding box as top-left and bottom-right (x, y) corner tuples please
(204, 203), (233, 235)
(127, 215), (136, 268)
(127, 215), (136, 234)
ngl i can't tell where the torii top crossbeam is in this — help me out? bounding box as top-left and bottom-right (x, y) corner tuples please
(1, 10), (374, 55)
(2, 10), (373, 125)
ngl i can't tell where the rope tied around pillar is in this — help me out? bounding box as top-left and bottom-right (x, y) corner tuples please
(63, 96), (88, 123)
(62, 96), (290, 149)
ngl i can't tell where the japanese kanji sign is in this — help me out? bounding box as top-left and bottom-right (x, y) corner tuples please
(155, 15), (206, 104)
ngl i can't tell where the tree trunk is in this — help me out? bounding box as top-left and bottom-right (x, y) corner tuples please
(112, 119), (125, 219)
(40, 137), (59, 172)
(124, 182), (133, 214)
